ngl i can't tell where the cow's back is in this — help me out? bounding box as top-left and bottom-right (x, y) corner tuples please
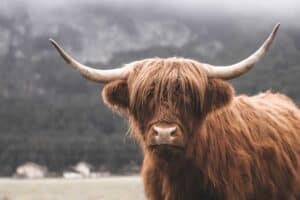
(201, 91), (300, 199)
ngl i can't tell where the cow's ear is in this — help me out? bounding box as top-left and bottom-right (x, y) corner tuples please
(102, 80), (129, 115)
(204, 79), (234, 113)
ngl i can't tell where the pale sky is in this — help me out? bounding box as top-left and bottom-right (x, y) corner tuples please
(2, 0), (300, 14)
(1, 0), (299, 24)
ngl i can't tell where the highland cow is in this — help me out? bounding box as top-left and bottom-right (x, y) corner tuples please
(49, 23), (300, 199)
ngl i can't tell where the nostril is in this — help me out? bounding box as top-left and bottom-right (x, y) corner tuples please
(170, 130), (176, 137)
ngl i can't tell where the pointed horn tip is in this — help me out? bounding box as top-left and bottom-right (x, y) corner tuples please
(273, 23), (280, 34)
(49, 38), (59, 47)
(266, 23), (280, 43)
(48, 38), (72, 64)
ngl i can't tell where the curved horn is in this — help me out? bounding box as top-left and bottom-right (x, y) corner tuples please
(203, 23), (280, 80)
(49, 39), (131, 83)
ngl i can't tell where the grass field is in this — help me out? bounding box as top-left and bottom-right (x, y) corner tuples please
(0, 176), (145, 200)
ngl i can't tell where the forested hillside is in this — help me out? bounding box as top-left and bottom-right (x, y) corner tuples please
(0, 1), (299, 175)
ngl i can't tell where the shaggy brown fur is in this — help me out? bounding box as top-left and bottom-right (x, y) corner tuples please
(102, 57), (300, 200)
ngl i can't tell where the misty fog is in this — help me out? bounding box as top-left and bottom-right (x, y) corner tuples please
(2, 0), (300, 21)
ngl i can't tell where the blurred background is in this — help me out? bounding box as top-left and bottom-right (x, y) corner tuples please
(0, 0), (299, 177)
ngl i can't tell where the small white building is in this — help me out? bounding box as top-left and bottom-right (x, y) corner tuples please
(63, 171), (84, 179)
(73, 162), (92, 177)
(63, 161), (93, 179)
(15, 162), (47, 179)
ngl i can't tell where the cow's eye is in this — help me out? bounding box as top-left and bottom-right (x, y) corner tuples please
(146, 90), (154, 101)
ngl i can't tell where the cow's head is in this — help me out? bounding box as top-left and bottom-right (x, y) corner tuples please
(49, 24), (279, 160)
(100, 58), (237, 160)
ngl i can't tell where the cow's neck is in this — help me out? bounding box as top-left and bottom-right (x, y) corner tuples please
(155, 157), (219, 200)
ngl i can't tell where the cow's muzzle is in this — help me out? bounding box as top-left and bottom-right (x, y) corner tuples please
(147, 123), (185, 150)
